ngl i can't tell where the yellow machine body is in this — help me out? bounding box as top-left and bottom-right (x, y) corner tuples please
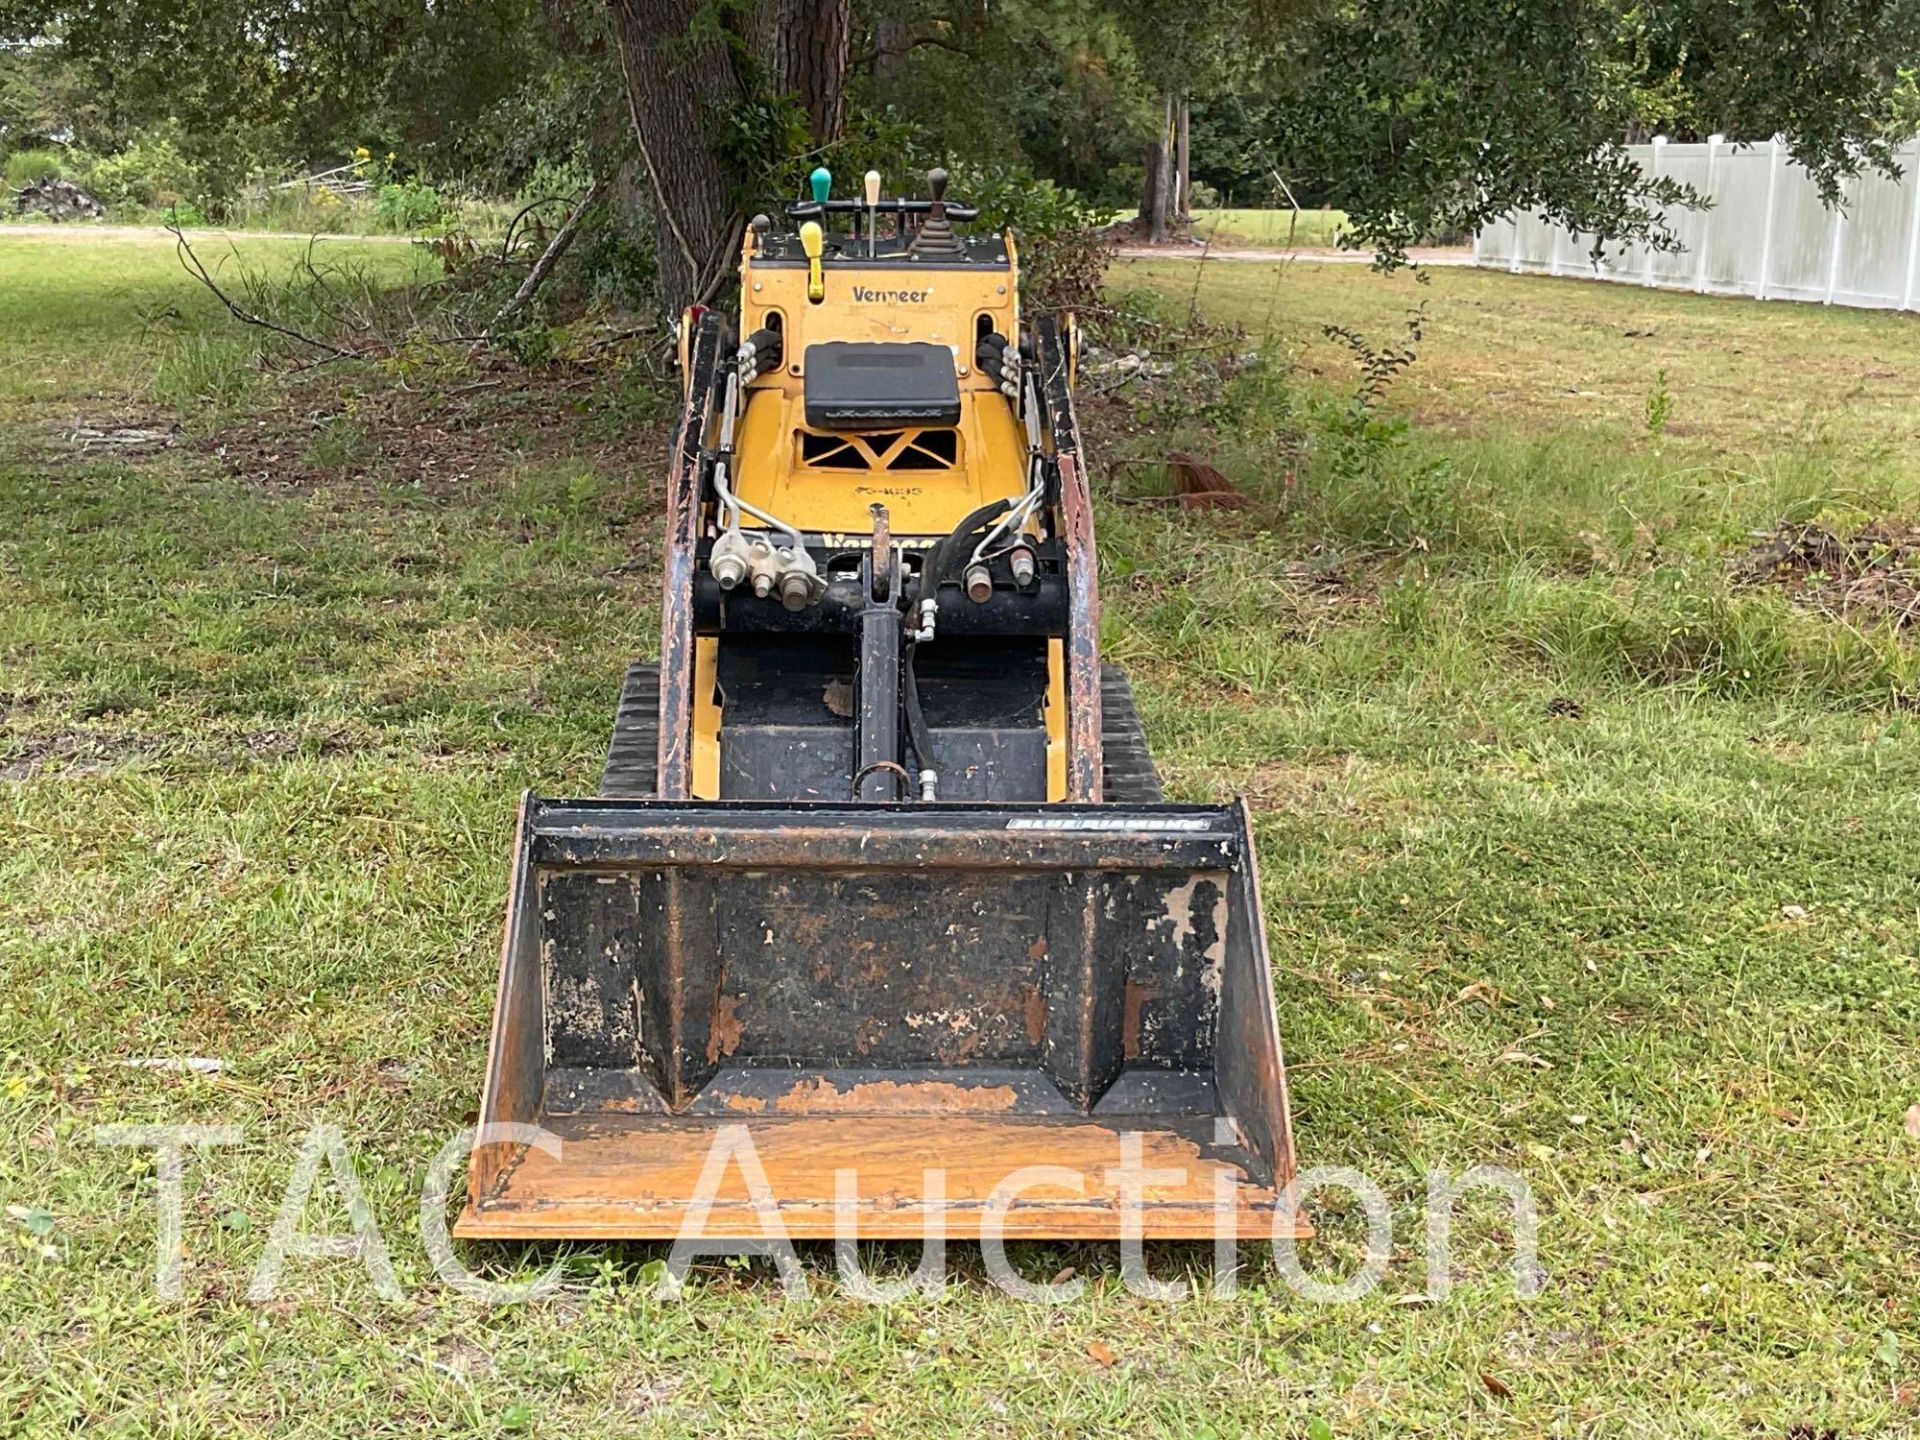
(687, 226), (1060, 800)
(729, 236), (1027, 537)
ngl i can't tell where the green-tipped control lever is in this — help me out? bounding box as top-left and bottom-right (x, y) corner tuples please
(810, 166), (832, 204)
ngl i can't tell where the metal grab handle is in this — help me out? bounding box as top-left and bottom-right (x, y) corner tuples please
(852, 761), (913, 801)
(783, 197), (980, 223)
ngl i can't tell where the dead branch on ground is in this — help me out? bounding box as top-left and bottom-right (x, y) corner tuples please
(474, 180), (608, 354)
(169, 221), (358, 361)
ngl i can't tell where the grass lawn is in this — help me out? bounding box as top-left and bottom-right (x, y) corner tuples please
(1119, 257), (1920, 460)
(3, 231), (1920, 1437)
(1191, 209), (1352, 250)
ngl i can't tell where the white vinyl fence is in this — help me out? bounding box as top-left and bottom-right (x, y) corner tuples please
(1474, 136), (1920, 312)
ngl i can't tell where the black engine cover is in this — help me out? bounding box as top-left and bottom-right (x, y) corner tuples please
(803, 342), (962, 430)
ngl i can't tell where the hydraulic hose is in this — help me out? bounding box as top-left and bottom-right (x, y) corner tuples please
(916, 497), (1011, 610)
(902, 496), (1014, 798)
(902, 634), (936, 795)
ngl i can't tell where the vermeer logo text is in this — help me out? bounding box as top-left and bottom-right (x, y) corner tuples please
(852, 286), (931, 303)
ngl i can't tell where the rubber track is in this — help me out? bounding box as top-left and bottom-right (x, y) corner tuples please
(597, 659), (1163, 802)
(599, 661), (661, 798)
(1099, 664), (1165, 803)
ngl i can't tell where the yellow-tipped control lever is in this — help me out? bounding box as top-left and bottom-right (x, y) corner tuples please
(800, 221), (825, 303)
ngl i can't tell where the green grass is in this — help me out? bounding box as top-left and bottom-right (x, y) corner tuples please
(0, 230), (437, 419)
(1191, 208), (1352, 250)
(1119, 258), (1920, 458)
(4, 231), (1920, 1438)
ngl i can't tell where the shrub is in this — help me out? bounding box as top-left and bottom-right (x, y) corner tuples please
(953, 163), (1114, 314)
(376, 177), (447, 232)
(5, 149), (64, 189)
(570, 197), (658, 309)
(85, 133), (198, 210)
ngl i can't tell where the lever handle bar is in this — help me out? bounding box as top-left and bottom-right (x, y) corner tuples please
(784, 197), (981, 223)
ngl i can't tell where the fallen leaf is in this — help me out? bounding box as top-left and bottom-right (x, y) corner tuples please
(1498, 1050), (1553, 1069)
(1904, 1104), (1920, 1140)
(1087, 1341), (1116, 1368)
(1481, 1372), (1513, 1399)
(1050, 1266), (1076, 1286)
(1779, 903), (1809, 921)
(1167, 452), (1247, 511)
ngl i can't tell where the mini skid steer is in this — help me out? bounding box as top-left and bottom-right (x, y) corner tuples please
(457, 169), (1302, 1242)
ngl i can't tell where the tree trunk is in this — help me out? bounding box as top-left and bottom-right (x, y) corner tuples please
(872, 15), (911, 85)
(1142, 135), (1163, 236)
(1174, 95), (1191, 222)
(774, 0), (852, 144)
(607, 0), (748, 312)
(1148, 90), (1175, 244)
(605, 0), (850, 313)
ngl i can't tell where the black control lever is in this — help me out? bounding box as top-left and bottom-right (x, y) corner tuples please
(908, 168), (966, 258)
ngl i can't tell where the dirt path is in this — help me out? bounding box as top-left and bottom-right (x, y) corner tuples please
(1116, 243), (1472, 265)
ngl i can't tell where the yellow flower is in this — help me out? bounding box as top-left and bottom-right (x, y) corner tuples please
(353, 146), (371, 163)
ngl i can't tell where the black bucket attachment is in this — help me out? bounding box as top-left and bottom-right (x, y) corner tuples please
(457, 797), (1301, 1240)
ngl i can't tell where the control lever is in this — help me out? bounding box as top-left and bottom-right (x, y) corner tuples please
(800, 221), (825, 302)
(908, 167), (966, 258)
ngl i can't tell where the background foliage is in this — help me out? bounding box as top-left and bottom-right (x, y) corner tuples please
(3, 0), (1919, 303)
